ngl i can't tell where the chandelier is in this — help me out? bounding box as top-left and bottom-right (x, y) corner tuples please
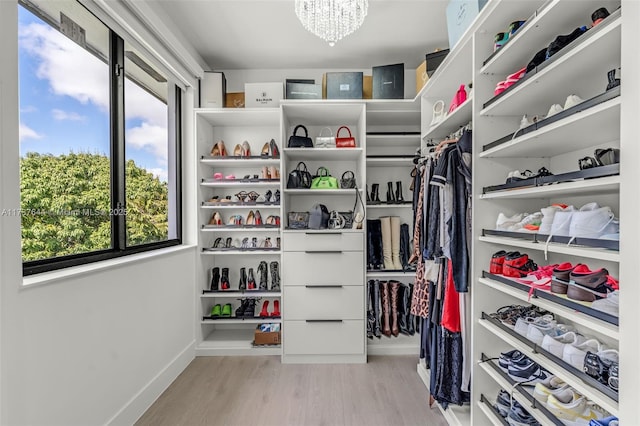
(295, 0), (369, 47)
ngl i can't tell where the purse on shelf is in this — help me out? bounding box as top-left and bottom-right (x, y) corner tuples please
(308, 204), (330, 229)
(430, 100), (446, 127)
(448, 84), (467, 113)
(315, 127), (336, 148)
(288, 124), (313, 148)
(328, 210), (346, 229)
(340, 170), (357, 189)
(287, 211), (309, 229)
(286, 161), (313, 189)
(311, 167), (339, 189)
(335, 187), (365, 230)
(335, 126), (356, 148)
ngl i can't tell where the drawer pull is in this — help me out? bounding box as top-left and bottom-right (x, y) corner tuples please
(304, 232), (341, 235)
(304, 250), (342, 254)
(305, 285), (343, 288)
(305, 319), (343, 323)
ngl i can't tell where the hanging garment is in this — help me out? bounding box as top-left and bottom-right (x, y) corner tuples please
(435, 327), (470, 407)
(441, 259), (461, 333)
(410, 167), (429, 318)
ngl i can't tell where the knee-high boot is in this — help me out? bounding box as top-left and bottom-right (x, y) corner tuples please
(380, 217), (394, 270)
(390, 280), (400, 337)
(398, 284), (409, 335)
(380, 281), (392, 337)
(390, 216), (403, 270)
(373, 280), (382, 338)
(407, 283), (416, 335)
(367, 219), (383, 270)
(367, 280), (375, 339)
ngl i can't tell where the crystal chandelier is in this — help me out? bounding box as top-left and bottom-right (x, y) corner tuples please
(295, 0), (369, 47)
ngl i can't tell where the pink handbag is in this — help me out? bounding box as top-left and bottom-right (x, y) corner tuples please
(448, 84), (467, 113)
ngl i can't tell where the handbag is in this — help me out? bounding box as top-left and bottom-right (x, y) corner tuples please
(328, 211), (346, 229)
(311, 167), (339, 189)
(286, 161), (313, 189)
(288, 124), (313, 148)
(287, 211), (309, 229)
(308, 204), (330, 229)
(448, 84), (467, 113)
(336, 187), (365, 230)
(340, 171), (356, 189)
(335, 126), (356, 148)
(315, 127), (335, 148)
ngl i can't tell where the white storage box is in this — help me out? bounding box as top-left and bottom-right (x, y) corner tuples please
(244, 82), (284, 108)
(200, 71), (226, 108)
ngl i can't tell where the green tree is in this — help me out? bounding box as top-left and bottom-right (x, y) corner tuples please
(20, 152), (168, 261)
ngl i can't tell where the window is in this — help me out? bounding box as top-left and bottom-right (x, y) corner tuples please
(18, 0), (182, 275)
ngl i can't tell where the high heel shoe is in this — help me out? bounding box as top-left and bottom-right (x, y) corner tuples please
(233, 143), (242, 157)
(269, 166), (279, 179)
(270, 261), (280, 291)
(211, 140), (227, 157)
(264, 190), (273, 204)
(257, 261), (268, 290)
(254, 210), (263, 225)
(269, 139), (279, 157)
(251, 237), (258, 248)
(259, 300), (270, 317)
(274, 190), (280, 204)
(276, 237), (281, 249)
(271, 300), (281, 317)
(261, 237), (272, 248)
(220, 267), (230, 290)
(235, 191), (249, 202)
(248, 191), (260, 202)
(238, 267), (247, 291)
(242, 141), (251, 157)
(247, 268), (256, 290)
(210, 267), (220, 291)
(225, 237), (232, 248)
(209, 212), (222, 225)
(261, 166), (271, 180)
(246, 210), (255, 225)
(261, 142), (270, 157)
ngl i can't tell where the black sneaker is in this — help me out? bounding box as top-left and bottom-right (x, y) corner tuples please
(507, 399), (541, 425)
(508, 359), (551, 385)
(499, 349), (529, 372)
(494, 389), (511, 418)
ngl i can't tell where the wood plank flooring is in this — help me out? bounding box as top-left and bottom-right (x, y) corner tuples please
(135, 355), (449, 426)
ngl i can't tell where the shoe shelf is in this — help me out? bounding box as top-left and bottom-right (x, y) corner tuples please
(197, 329), (281, 356)
(200, 156), (280, 165)
(479, 273), (619, 336)
(201, 291), (281, 298)
(282, 228), (364, 234)
(478, 355), (564, 426)
(202, 249), (282, 256)
(201, 203), (281, 210)
(196, 108), (280, 127)
(479, 314), (619, 415)
(201, 225), (280, 232)
(200, 180), (280, 188)
(365, 156), (415, 167)
(480, 11), (621, 117)
(416, 362), (471, 426)
(422, 96), (473, 141)
(366, 202), (413, 209)
(201, 318), (282, 325)
(365, 133), (421, 148)
(479, 175), (620, 200)
(282, 147), (363, 161)
(477, 394), (509, 426)
(479, 232), (620, 262)
(480, 92), (620, 159)
(283, 188), (363, 195)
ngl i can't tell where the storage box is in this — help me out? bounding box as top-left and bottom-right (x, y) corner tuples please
(254, 326), (281, 346)
(244, 82), (284, 108)
(286, 82), (322, 99)
(363, 75), (372, 99)
(416, 60), (429, 95)
(446, 0), (488, 48)
(324, 72), (363, 99)
(426, 49), (450, 78)
(225, 92), (245, 108)
(200, 71), (226, 108)
(372, 63), (404, 99)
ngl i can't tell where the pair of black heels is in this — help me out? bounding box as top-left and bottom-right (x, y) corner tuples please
(264, 189), (280, 204)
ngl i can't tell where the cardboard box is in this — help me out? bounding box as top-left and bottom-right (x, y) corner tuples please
(225, 92), (245, 108)
(286, 82), (322, 99)
(244, 82), (284, 108)
(254, 328), (281, 346)
(324, 72), (363, 99)
(363, 75), (372, 99)
(372, 63), (404, 99)
(200, 71), (226, 108)
(446, 0), (488, 49)
(426, 49), (450, 78)
(416, 60), (429, 95)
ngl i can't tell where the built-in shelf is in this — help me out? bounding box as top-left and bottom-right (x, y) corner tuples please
(366, 203), (412, 209)
(282, 147), (363, 161)
(195, 108), (281, 127)
(196, 329), (282, 356)
(200, 180), (280, 188)
(202, 250), (281, 256)
(201, 291), (281, 298)
(200, 157), (281, 166)
(479, 175), (620, 199)
(201, 318), (282, 325)
(422, 97), (473, 141)
(284, 188), (362, 195)
(365, 133), (421, 148)
(476, 396), (508, 426)
(201, 226), (280, 233)
(366, 157), (415, 167)
(201, 204), (281, 210)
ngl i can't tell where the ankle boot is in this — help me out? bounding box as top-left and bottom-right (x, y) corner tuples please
(390, 216), (403, 270)
(220, 267), (230, 290)
(367, 280), (375, 339)
(210, 267), (220, 291)
(371, 183), (381, 204)
(386, 182), (396, 204)
(373, 280), (382, 338)
(259, 300), (269, 317)
(238, 267), (247, 291)
(270, 261), (280, 291)
(366, 184), (371, 203)
(380, 281), (392, 337)
(235, 298), (248, 317)
(380, 217), (394, 270)
(397, 284), (408, 335)
(395, 181), (405, 203)
(257, 261), (268, 290)
(407, 283), (416, 335)
(244, 298), (256, 318)
(390, 281), (400, 337)
(247, 268), (256, 290)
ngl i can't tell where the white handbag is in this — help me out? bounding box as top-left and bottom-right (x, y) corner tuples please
(429, 100), (447, 128)
(315, 127), (336, 148)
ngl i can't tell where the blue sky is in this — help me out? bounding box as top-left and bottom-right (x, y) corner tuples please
(18, 6), (169, 181)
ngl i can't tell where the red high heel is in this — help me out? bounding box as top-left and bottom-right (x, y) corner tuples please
(254, 210), (262, 225)
(259, 300), (269, 317)
(271, 300), (280, 317)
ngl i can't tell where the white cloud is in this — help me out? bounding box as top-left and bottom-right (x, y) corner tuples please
(20, 105), (38, 113)
(146, 167), (168, 182)
(19, 122), (43, 142)
(52, 109), (86, 121)
(126, 122), (168, 164)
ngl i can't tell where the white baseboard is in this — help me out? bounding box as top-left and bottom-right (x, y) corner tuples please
(106, 340), (196, 426)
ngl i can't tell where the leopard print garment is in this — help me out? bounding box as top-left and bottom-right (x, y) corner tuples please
(410, 167), (430, 318)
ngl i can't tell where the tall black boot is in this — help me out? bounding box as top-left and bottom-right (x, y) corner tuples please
(398, 284), (409, 335)
(210, 267), (220, 291)
(221, 267), (230, 290)
(386, 182), (396, 204)
(367, 280), (375, 339)
(407, 283), (416, 335)
(257, 261), (268, 290)
(238, 267), (247, 291)
(366, 220), (375, 270)
(373, 280), (382, 338)
(395, 181), (405, 203)
(371, 183), (381, 204)
(269, 261), (280, 291)
(247, 267), (256, 290)
(369, 219), (383, 269)
(399, 223), (410, 270)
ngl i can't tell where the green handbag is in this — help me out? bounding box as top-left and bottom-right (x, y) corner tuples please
(310, 167), (339, 189)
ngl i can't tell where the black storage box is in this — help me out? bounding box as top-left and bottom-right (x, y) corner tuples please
(286, 79), (322, 99)
(372, 63), (405, 99)
(324, 72), (363, 99)
(426, 50), (450, 77)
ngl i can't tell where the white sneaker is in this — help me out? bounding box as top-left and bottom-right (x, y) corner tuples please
(515, 314), (553, 338)
(533, 383), (574, 404)
(539, 205), (574, 234)
(547, 103), (563, 117)
(508, 212), (543, 233)
(591, 290), (619, 317)
(569, 206), (617, 239)
(564, 94), (584, 110)
(496, 212), (525, 230)
(562, 339), (606, 371)
(549, 207), (577, 237)
(541, 331), (585, 358)
(546, 394), (608, 425)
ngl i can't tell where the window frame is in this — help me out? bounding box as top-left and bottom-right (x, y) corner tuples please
(20, 0), (183, 276)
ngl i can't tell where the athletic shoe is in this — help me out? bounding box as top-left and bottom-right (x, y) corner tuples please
(548, 206), (577, 237)
(569, 206), (618, 239)
(503, 253), (538, 278)
(490, 250), (509, 274)
(564, 94), (584, 110)
(591, 290), (619, 317)
(547, 103), (563, 117)
(539, 204), (572, 234)
(507, 399), (541, 426)
(541, 331), (586, 358)
(527, 320), (574, 346)
(546, 394), (608, 424)
(533, 382), (574, 404)
(497, 213), (526, 230)
(551, 262), (581, 294)
(508, 359), (551, 385)
(495, 389), (511, 417)
(568, 265), (614, 302)
(508, 212), (543, 233)
(590, 416), (619, 426)
(562, 339), (606, 371)
(506, 170), (535, 184)
(608, 363), (618, 392)
(584, 349), (619, 387)
(499, 349), (530, 372)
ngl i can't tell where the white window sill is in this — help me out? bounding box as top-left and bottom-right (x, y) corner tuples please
(22, 244), (197, 288)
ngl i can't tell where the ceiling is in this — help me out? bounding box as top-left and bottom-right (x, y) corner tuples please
(152, 0), (451, 70)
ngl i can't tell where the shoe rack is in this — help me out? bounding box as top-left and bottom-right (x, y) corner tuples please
(195, 108), (283, 356)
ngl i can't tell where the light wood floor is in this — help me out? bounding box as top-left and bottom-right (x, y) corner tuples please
(135, 355), (449, 426)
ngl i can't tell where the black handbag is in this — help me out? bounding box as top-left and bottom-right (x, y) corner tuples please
(288, 125), (313, 148)
(340, 171), (356, 189)
(308, 204), (330, 229)
(286, 162), (313, 189)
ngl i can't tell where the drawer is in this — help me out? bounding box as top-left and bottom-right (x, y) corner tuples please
(282, 251), (364, 286)
(283, 320), (364, 355)
(284, 286), (363, 320)
(283, 231), (363, 252)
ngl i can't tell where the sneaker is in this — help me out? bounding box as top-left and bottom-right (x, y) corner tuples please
(567, 265), (613, 302)
(551, 262), (581, 294)
(546, 394), (608, 424)
(547, 103), (563, 117)
(569, 206), (618, 239)
(608, 363), (618, 391)
(503, 253), (538, 278)
(548, 206), (577, 237)
(590, 416), (619, 426)
(527, 320), (574, 346)
(506, 170), (535, 184)
(508, 212), (543, 232)
(541, 331), (586, 358)
(564, 94), (584, 110)
(539, 204), (572, 234)
(490, 250), (508, 274)
(495, 389), (511, 417)
(508, 358), (551, 385)
(584, 349), (619, 387)
(499, 349), (529, 372)
(562, 339), (606, 371)
(507, 399), (541, 426)
(591, 290), (619, 317)
(497, 213), (525, 230)
(533, 382), (574, 404)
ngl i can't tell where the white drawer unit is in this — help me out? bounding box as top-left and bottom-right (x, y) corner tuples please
(283, 320), (365, 355)
(283, 231), (363, 252)
(284, 285), (364, 320)
(282, 251), (364, 287)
